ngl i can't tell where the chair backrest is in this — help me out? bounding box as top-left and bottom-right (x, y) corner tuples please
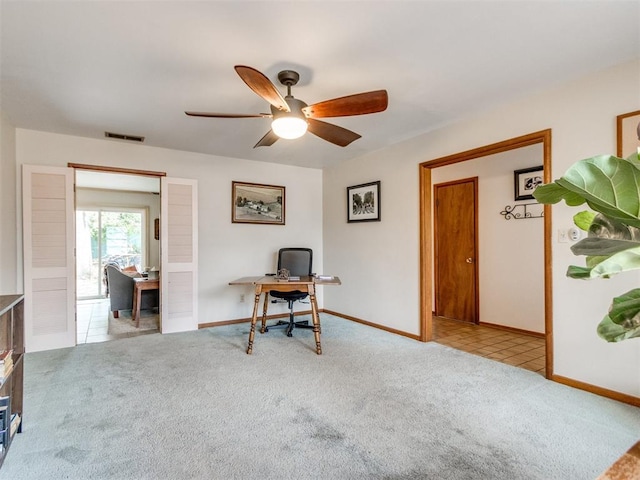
(277, 248), (312, 277)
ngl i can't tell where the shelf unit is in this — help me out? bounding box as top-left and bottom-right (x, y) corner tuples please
(0, 295), (24, 468)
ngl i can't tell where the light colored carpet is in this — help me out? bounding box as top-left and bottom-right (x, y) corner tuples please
(107, 310), (159, 335)
(2, 314), (639, 479)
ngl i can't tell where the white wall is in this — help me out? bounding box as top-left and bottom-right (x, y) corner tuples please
(431, 144), (545, 333)
(15, 130), (324, 323)
(0, 112), (18, 294)
(324, 59), (640, 397)
(76, 188), (161, 269)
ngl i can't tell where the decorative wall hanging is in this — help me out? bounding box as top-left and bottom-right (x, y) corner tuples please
(616, 110), (640, 158)
(232, 181), (285, 225)
(499, 203), (544, 220)
(347, 181), (381, 223)
(514, 166), (543, 201)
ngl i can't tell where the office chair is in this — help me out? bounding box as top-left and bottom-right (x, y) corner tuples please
(265, 248), (313, 337)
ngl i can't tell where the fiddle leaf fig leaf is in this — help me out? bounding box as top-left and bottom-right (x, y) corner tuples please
(533, 182), (585, 206)
(598, 315), (640, 342)
(588, 214), (640, 241)
(570, 237), (640, 257)
(573, 211), (596, 231)
(608, 288), (640, 326)
(554, 155), (640, 228)
(585, 255), (609, 269)
(589, 246), (640, 278)
(598, 288), (640, 342)
(566, 265), (592, 279)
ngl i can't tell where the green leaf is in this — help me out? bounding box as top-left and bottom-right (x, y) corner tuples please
(570, 237), (640, 256)
(573, 210), (596, 231)
(554, 155), (640, 228)
(608, 288), (640, 326)
(587, 214), (640, 241)
(597, 315), (640, 342)
(585, 255), (609, 269)
(590, 246), (640, 278)
(566, 265), (592, 279)
(533, 182), (585, 206)
(598, 289), (640, 342)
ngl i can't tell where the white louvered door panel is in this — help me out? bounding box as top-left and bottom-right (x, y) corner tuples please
(23, 165), (76, 352)
(160, 177), (198, 333)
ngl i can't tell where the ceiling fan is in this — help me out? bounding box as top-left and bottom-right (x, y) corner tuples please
(185, 65), (388, 148)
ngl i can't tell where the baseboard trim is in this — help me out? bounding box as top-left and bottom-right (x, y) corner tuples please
(551, 374), (640, 407)
(323, 309), (421, 341)
(478, 321), (545, 338)
(198, 310), (313, 329)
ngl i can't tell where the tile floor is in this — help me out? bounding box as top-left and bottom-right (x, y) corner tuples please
(76, 298), (157, 344)
(432, 316), (546, 376)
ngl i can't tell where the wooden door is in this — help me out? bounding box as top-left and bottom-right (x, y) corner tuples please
(434, 178), (478, 323)
(22, 165), (76, 351)
(160, 177), (198, 333)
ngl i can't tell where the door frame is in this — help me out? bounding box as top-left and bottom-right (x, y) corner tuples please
(419, 129), (553, 378)
(433, 177), (479, 323)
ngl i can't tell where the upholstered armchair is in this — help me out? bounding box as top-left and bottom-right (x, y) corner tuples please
(105, 265), (158, 318)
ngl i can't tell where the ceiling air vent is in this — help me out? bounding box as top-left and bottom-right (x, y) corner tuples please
(105, 131), (145, 143)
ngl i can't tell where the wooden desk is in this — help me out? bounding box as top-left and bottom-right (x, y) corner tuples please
(229, 276), (341, 355)
(132, 277), (159, 328)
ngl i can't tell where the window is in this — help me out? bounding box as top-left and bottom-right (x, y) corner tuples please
(76, 208), (147, 298)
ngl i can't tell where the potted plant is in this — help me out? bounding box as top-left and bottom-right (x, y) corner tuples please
(534, 152), (640, 342)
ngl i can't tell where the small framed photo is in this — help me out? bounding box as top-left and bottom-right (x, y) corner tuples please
(514, 166), (543, 201)
(232, 181), (285, 225)
(347, 181), (381, 223)
(617, 110), (640, 158)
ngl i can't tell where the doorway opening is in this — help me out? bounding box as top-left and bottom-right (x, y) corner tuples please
(72, 165), (162, 345)
(419, 130), (553, 378)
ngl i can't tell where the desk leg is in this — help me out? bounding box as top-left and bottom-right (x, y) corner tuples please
(309, 284), (322, 355)
(260, 292), (269, 334)
(132, 285), (140, 327)
(247, 285), (262, 354)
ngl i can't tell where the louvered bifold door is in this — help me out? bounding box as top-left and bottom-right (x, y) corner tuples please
(22, 165), (76, 352)
(160, 177), (198, 333)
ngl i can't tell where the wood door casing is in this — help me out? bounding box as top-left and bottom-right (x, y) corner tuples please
(434, 177), (478, 323)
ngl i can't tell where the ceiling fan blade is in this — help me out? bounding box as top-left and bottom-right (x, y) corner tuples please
(307, 118), (361, 147)
(253, 129), (280, 148)
(235, 65), (290, 112)
(185, 111), (271, 118)
(302, 90), (388, 118)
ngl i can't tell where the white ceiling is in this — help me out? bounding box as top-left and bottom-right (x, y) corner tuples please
(2, 1), (639, 170)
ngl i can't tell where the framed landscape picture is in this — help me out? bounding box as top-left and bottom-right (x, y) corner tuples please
(617, 110), (640, 158)
(347, 181), (381, 223)
(232, 181), (285, 225)
(514, 166), (543, 201)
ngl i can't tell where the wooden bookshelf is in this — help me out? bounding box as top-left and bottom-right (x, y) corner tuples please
(0, 295), (24, 469)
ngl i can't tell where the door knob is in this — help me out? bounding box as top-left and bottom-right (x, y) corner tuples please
(466, 258), (474, 264)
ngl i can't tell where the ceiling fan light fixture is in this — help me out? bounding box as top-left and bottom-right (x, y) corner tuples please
(271, 115), (308, 139)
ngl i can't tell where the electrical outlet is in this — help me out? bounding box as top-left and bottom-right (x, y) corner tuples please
(240, 294), (245, 303)
(558, 229), (568, 243)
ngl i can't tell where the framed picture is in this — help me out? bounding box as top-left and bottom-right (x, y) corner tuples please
(347, 181), (381, 223)
(514, 166), (543, 201)
(617, 110), (640, 158)
(232, 181), (285, 225)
